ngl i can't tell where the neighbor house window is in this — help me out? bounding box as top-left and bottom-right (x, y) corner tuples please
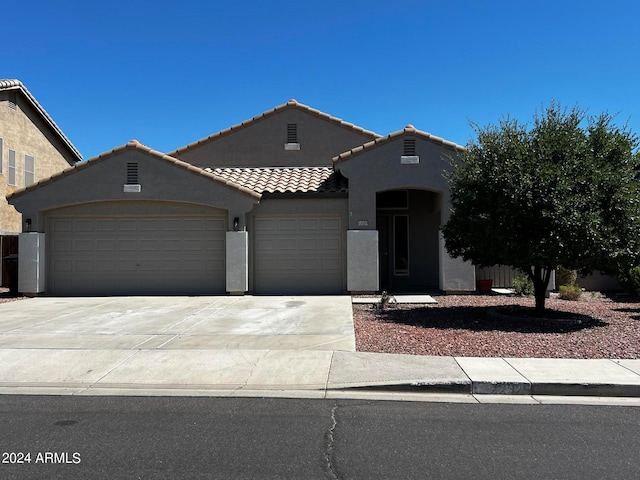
(8, 149), (16, 185)
(24, 154), (35, 186)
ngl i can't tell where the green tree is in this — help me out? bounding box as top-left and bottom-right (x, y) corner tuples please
(442, 103), (640, 314)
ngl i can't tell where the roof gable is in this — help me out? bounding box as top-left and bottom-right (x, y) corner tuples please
(333, 125), (466, 165)
(168, 99), (380, 158)
(7, 140), (260, 201)
(0, 79), (82, 163)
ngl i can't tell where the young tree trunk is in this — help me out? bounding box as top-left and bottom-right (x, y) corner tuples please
(528, 266), (552, 316)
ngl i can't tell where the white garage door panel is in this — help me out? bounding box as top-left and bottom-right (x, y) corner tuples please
(49, 216), (226, 295)
(254, 216), (343, 294)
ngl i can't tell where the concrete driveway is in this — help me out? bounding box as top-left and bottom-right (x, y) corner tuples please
(0, 296), (355, 351)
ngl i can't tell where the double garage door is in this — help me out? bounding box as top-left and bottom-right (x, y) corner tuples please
(48, 216), (226, 295)
(253, 216), (344, 294)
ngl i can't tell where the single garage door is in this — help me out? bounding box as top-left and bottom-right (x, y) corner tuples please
(253, 216), (343, 294)
(48, 216), (226, 295)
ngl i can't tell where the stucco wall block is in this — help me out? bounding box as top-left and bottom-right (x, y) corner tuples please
(347, 230), (379, 292)
(439, 232), (475, 292)
(18, 232), (45, 294)
(226, 231), (248, 293)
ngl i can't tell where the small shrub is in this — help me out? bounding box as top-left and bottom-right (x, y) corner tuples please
(512, 276), (534, 297)
(373, 291), (397, 310)
(559, 284), (582, 301)
(629, 266), (640, 297)
(556, 266), (577, 288)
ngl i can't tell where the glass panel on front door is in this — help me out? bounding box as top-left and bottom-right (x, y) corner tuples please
(394, 215), (409, 276)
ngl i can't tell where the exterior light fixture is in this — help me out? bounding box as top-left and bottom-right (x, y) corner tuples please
(233, 217), (240, 231)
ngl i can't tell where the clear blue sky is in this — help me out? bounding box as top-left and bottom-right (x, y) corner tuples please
(5, 0), (640, 159)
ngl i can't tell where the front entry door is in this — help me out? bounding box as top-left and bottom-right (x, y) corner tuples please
(377, 213), (410, 292)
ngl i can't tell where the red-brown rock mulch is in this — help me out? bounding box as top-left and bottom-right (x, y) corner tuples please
(353, 293), (640, 359)
(0, 287), (25, 304)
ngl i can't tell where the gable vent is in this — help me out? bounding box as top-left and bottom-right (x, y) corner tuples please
(7, 92), (17, 110)
(403, 138), (416, 156)
(287, 123), (298, 143)
(126, 162), (139, 184)
(284, 123), (300, 150)
(124, 162), (141, 191)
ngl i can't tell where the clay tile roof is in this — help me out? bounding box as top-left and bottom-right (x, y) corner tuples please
(168, 100), (380, 157)
(206, 167), (348, 194)
(7, 141), (261, 200)
(0, 79), (82, 163)
(332, 125), (466, 165)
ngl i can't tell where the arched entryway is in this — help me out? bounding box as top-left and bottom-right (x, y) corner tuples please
(376, 189), (441, 292)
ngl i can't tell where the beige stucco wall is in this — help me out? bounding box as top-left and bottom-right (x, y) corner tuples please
(0, 92), (78, 234)
(172, 108), (375, 168)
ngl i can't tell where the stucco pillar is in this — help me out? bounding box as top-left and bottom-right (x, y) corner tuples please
(18, 232), (46, 294)
(347, 230), (379, 293)
(439, 231), (475, 292)
(226, 231), (248, 294)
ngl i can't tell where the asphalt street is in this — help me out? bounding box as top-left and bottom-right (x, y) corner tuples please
(1, 396), (639, 479)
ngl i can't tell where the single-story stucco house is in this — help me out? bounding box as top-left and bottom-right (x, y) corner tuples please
(8, 99), (478, 296)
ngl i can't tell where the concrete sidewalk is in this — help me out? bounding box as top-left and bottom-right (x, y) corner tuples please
(1, 348), (639, 402)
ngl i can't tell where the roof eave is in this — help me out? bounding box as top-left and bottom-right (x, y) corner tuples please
(0, 80), (83, 163)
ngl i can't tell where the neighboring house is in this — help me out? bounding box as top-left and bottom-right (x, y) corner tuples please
(8, 99), (476, 295)
(0, 79), (82, 289)
(0, 79), (82, 234)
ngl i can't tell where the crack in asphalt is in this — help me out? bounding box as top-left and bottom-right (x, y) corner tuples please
(324, 404), (340, 480)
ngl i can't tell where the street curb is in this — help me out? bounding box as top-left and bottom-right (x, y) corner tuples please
(530, 383), (640, 397)
(333, 382), (471, 394)
(336, 381), (640, 398)
(471, 381), (531, 395)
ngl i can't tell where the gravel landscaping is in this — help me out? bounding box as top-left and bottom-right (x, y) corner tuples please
(354, 292), (640, 359)
(0, 289), (25, 304)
